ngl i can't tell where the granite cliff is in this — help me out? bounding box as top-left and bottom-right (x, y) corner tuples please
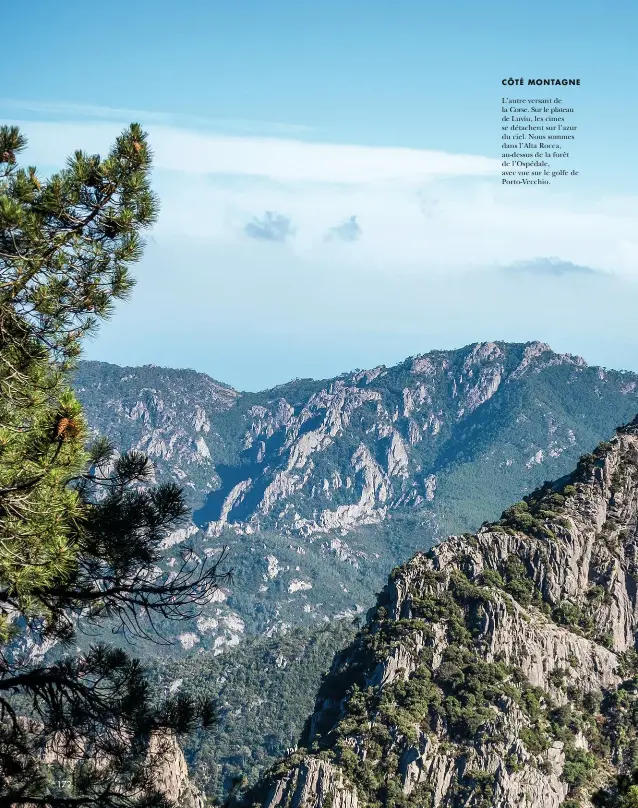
(240, 417), (638, 808)
(36, 728), (205, 808)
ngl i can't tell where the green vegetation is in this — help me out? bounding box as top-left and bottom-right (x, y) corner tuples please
(240, 429), (638, 808)
(594, 771), (638, 807)
(0, 125), (226, 807)
(67, 335), (638, 801)
(75, 345), (638, 546)
(72, 341), (638, 647)
(247, 563), (563, 806)
(563, 748), (598, 789)
(151, 623), (356, 801)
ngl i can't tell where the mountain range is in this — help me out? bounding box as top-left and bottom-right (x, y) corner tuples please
(238, 417), (638, 808)
(76, 341), (638, 541)
(71, 341), (638, 799)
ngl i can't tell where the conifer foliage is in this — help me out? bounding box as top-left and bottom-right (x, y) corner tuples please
(0, 124), (228, 806)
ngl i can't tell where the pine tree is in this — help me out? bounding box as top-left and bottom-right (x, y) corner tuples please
(0, 125), (229, 806)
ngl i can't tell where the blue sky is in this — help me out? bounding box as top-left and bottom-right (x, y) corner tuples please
(3, 1), (638, 389)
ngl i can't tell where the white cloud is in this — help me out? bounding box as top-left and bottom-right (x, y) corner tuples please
(0, 99), (312, 136)
(2, 117), (498, 184)
(151, 170), (638, 275)
(6, 102), (638, 389)
(3, 106), (638, 276)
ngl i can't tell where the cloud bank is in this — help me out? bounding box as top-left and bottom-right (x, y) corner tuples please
(3, 106), (637, 276)
(507, 258), (599, 276)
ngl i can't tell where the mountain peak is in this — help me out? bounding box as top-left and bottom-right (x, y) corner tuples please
(241, 424), (638, 807)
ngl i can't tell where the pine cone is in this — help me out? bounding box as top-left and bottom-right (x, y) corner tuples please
(54, 416), (79, 441)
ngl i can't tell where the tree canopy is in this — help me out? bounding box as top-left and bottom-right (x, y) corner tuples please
(0, 124), (229, 807)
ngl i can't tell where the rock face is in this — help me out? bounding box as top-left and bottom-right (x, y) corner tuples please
(70, 349), (638, 801)
(261, 758), (359, 808)
(241, 418), (638, 807)
(147, 733), (206, 808)
(41, 730), (204, 808)
(73, 360), (239, 499)
(198, 341), (623, 537)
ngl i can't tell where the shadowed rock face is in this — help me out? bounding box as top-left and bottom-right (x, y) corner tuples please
(241, 417), (638, 808)
(37, 730), (205, 808)
(147, 733), (206, 808)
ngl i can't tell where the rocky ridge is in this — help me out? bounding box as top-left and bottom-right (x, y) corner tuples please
(70, 342), (638, 660)
(69, 346), (638, 802)
(74, 361), (239, 497)
(198, 341), (611, 537)
(147, 733), (206, 808)
(76, 342), (638, 542)
(241, 417), (638, 808)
